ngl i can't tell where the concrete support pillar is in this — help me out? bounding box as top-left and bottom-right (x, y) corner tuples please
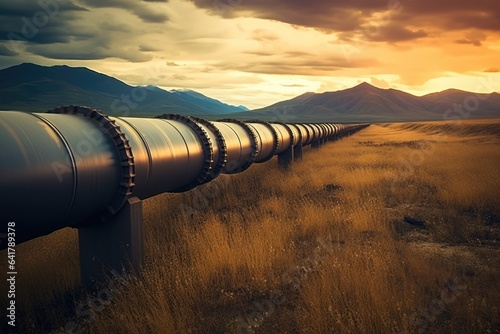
(293, 144), (303, 161)
(311, 139), (321, 148)
(78, 197), (144, 288)
(278, 146), (294, 169)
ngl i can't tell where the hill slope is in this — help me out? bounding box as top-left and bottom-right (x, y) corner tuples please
(0, 63), (247, 117)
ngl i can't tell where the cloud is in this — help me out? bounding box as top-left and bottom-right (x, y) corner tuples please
(26, 41), (153, 62)
(172, 73), (189, 80)
(364, 25), (428, 42)
(455, 38), (482, 46)
(369, 77), (391, 88)
(0, 1), (87, 17)
(78, 0), (169, 23)
(0, 1), (88, 45)
(189, 0), (500, 43)
(139, 44), (160, 52)
(484, 67), (499, 73)
(211, 56), (378, 76)
(251, 29), (279, 42)
(0, 0), (169, 63)
(0, 44), (18, 56)
(281, 84), (307, 87)
(453, 31), (487, 46)
(244, 51), (274, 57)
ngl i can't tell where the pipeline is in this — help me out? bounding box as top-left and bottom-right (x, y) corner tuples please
(0, 106), (369, 248)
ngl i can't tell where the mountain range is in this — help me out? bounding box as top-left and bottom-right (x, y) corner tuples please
(0, 63), (498, 122)
(0, 63), (247, 117)
(235, 82), (500, 122)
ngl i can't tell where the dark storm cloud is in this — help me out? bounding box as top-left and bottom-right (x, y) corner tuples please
(190, 0), (500, 42)
(0, 1), (87, 17)
(26, 39), (153, 62)
(78, 0), (169, 23)
(0, 0), (89, 56)
(0, 0), (162, 63)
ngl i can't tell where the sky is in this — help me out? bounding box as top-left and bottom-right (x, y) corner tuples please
(0, 0), (499, 109)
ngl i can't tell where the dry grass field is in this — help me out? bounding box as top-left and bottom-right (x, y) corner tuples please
(2, 118), (500, 333)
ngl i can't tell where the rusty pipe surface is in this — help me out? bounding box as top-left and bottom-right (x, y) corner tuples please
(0, 106), (369, 246)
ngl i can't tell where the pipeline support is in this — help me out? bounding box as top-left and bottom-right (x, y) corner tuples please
(78, 197), (144, 288)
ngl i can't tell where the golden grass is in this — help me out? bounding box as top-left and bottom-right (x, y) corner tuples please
(2, 119), (500, 333)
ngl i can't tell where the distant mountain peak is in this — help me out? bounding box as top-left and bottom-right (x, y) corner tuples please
(350, 82), (381, 91)
(356, 81), (373, 88)
(142, 85), (165, 92)
(18, 62), (40, 67)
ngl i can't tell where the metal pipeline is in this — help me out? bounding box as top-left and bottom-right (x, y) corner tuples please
(0, 106), (369, 246)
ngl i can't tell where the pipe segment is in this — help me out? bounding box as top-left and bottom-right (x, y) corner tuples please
(246, 120), (279, 163)
(213, 119), (258, 174)
(302, 124), (315, 145)
(190, 116), (228, 184)
(295, 124), (310, 146)
(270, 123), (293, 155)
(286, 124), (301, 147)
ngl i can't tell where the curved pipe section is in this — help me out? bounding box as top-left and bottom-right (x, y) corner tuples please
(0, 106), (369, 246)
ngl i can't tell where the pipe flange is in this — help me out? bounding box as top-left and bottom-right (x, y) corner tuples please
(218, 118), (259, 172)
(246, 119), (279, 163)
(318, 124), (327, 138)
(156, 114), (214, 191)
(288, 123), (303, 147)
(271, 121), (294, 150)
(47, 105), (135, 216)
(190, 116), (227, 183)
